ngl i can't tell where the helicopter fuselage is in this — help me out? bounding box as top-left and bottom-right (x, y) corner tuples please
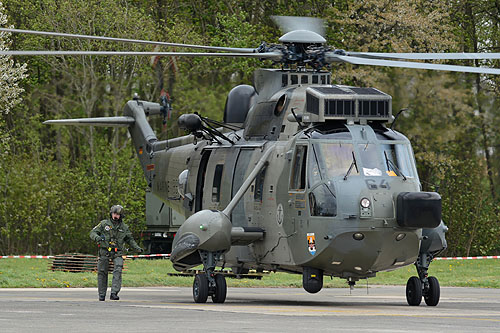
(150, 124), (422, 278)
(135, 69), (444, 282)
(43, 67), (447, 300)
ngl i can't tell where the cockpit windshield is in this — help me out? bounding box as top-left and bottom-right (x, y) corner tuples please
(309, 142), (359, 185)
(309, 140), (416, 181)
(358, 142), (416, 178)
(358, 143), (384, 176)
(380, 143), (416, 178)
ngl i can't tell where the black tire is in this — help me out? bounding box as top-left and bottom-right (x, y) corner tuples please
(211, 274), (227, 304)
(193, 274), (209, 303)
(424, 276), (440, 306)
(406, 276), (422, 306)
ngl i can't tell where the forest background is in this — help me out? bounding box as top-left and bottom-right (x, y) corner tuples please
(0, 0), (499, 256)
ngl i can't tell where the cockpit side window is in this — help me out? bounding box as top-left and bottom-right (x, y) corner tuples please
(308, 145), (323, 187)
(308, 144), (338, 217)
(309, 184), (336, 217)
(290, 145), (307, 190)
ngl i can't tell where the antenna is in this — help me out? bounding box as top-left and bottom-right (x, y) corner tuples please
(390, 108), (408, 131)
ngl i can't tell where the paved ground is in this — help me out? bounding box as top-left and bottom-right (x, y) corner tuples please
(0, 285), (499, 332)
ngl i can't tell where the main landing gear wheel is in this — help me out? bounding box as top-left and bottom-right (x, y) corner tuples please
(406, 276), (422, 306)
(424, 276), (440, 306)
(211, 274), (227, 303)
(193, 273), (209, 303)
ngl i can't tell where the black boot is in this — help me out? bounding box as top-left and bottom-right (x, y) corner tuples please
(110, 293), (119, 300)
(99, 295), (105, 301)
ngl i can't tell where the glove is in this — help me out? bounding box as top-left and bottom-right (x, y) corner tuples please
(97, 235), (105, 243)
(137, 247), (143, 253)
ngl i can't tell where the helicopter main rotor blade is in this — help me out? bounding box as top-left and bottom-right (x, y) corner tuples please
(347, 52), (500, 60)
(0, 27), (257, 53)
(0, 50), (283, 60)
(327, 54), (500, 75)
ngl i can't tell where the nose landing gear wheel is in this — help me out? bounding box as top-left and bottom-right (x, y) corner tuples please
(193, 273), (209, 303)
(406, 276), (422, 306)
(424, 276), (440, 306)
(211, 274), (227, 303)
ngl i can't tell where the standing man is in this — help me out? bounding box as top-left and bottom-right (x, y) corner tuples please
(90, 205), (143, 301)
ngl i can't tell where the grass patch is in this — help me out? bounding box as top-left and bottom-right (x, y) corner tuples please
(0, 258), (498, 288)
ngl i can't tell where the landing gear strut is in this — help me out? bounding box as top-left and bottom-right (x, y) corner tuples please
(192, 250), (227, 304)
(406, 251), (440, 306)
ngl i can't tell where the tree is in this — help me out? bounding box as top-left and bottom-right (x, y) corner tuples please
(0, 0), (27, 156)
(1, 0), (498, 255)
(0, 0), (157, 255)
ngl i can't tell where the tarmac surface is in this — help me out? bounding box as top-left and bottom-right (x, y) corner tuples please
(0, 285), (499, 332)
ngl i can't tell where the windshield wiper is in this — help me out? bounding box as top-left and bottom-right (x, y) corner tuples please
(343, 152), (358, 180)
(384, 151), (407, 180)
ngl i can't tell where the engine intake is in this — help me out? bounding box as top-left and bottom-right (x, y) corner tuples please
(304, 86), (392, 123)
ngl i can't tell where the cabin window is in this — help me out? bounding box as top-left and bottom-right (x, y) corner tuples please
(282, 74), (288, 87)
(291, 75), (298, 85)
(312, 75), (318, 84)
(254, 166), (267, 202)
(212, 164), (224, 202)
(301, 75), (308, 84)
(232, 149), (253, 226)
(290, 145), (307, 190)
(321, 75), (326, 84)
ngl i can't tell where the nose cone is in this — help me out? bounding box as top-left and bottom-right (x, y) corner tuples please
(396, 192), (442, 228)
(172, 210), (232, 253)
(170, 233), (200, 266)
(170, 210), (232, 271)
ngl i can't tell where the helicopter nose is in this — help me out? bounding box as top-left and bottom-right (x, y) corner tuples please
(396, 192), (441, 228)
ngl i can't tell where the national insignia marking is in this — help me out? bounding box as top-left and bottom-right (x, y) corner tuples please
(307, 233), (316, 256)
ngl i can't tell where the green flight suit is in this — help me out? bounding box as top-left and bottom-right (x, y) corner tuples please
(90, 218), (141, 299)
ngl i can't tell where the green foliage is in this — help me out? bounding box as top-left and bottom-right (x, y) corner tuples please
(1, 258), (498, 288)
(0, 0), (152, 255)
(0, 0), (27, 157)
(0, 0), (499, 256)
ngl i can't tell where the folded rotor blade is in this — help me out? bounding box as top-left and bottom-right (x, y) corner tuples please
(43, 116), (135, 127)
(0, 50), (283, 60)
(0, 28), (257, 53)
(347, 52), (500, 60)
(327, 54), (500, 75)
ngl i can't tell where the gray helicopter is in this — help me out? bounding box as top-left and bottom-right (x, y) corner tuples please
(3, 16), (500, 306)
